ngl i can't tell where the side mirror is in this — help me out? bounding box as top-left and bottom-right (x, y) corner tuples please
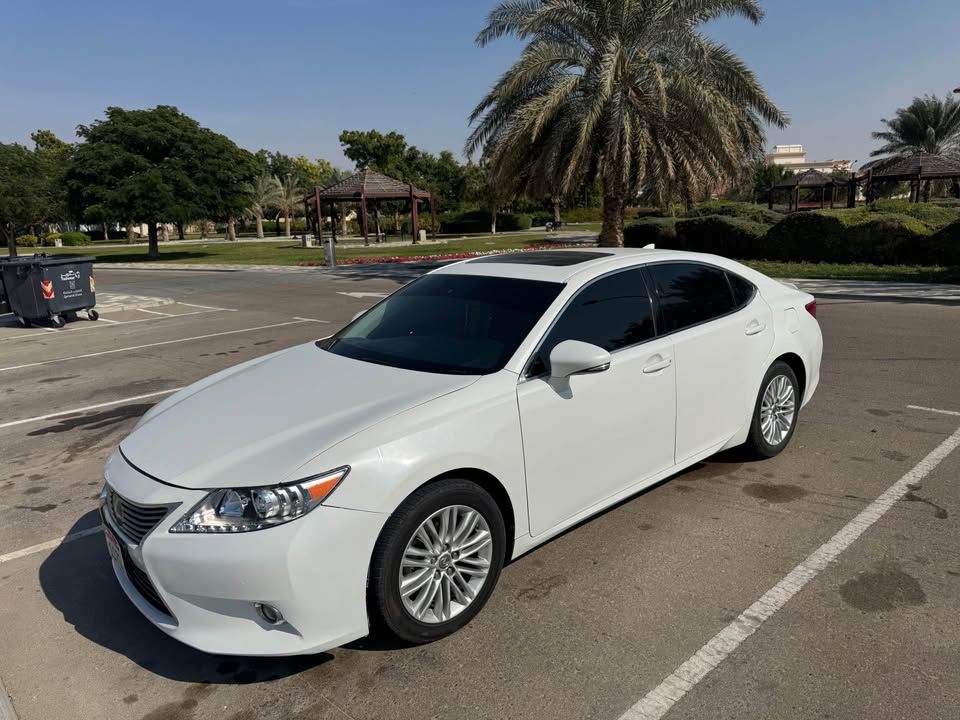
(351, 309), (367, 322)
(549, 340), (611, 379)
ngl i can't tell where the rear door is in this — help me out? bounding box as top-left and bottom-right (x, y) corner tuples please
(647, 262), (773, 462)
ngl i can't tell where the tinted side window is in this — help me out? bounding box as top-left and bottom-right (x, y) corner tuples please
(727, 272), (756, 309)
(528, 268), (654, 376)
(649, 263), (734, 333)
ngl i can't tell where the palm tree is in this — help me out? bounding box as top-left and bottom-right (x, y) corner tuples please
(466, 0), (786, 246)
(244, 173), (283, 239)
(871, 94), (960, 159)
(277, 174), (303, 237)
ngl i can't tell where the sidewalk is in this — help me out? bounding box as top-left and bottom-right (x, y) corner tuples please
(790, 278), (960, 302)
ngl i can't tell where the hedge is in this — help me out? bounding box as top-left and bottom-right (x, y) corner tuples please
(439, 210), (532, 234)
(685, 200), (784, 225)
(623, 217), (678, 247)
(867, 199), (959, 230)
(15, 234), (38, 247)
(59, 231), (92, 246)
(674, 216), (768, 256)
(625, 209), (958, 265)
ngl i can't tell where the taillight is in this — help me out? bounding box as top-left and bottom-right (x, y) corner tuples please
(804, 300), (817, 319)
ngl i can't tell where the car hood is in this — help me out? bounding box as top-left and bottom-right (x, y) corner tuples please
(120, 343), (477, 489)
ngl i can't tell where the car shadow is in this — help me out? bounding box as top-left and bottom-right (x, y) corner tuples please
(38, 511), (331, 684)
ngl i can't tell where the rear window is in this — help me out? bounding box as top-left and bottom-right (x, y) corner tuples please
(727, 272), (756, 309)
(649, 263), (735, 333)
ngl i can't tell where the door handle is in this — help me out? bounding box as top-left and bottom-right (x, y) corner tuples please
(642, 355), (673, 374)
(745, 320), (766, 336)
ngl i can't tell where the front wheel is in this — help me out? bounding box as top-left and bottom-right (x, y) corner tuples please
(49, 314), (65, 329)
(368, 480), (506, 645)
(745, 361), (799, 458)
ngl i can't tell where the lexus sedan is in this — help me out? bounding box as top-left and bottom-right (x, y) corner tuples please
(100, 248), (821, 656)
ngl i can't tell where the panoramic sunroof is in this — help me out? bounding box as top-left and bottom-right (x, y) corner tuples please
(468, 251), (613, 266)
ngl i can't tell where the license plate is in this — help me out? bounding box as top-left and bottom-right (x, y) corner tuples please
(103, 524), (125, 571)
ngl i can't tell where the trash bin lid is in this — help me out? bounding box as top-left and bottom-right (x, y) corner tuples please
(0, 254), (95, 266)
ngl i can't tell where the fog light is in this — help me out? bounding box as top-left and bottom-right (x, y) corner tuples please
(255, 602), (284, 625)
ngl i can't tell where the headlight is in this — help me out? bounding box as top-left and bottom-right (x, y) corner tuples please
(169, 467), (349, 533)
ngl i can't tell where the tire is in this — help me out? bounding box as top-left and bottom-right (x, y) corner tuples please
(50, 315), (65, 329)
(368, 479), (506, 645)
(745, 361), (799, 458)
(17, 316), (31, 328)
(88, 309), (99, 321)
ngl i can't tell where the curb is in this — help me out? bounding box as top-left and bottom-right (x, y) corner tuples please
(0, 675), (18, 720)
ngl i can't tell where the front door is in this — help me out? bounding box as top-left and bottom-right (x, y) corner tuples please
(516, 268), (677, 537)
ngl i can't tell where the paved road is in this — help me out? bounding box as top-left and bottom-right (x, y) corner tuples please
(0, 268), (958, 720)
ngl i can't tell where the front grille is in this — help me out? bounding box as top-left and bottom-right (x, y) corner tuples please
(107, 489), (169, 544)
(125, 558), (171, 616)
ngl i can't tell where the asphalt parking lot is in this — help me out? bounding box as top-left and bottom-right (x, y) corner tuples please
(1, 265), (958, 720)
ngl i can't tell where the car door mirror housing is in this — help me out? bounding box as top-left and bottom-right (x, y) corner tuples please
(549, 340), (611, 379)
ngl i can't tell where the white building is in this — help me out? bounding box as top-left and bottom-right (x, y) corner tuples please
(766, 144), (853, 173)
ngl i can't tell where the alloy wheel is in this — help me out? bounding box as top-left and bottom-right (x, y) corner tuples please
(760, 374), (796, 446)
(399, 505), (492, 624)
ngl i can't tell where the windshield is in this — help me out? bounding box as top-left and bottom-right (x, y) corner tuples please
(318, 274), (563, 375)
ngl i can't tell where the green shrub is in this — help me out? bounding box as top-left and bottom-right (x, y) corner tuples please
(562, 207), (603, 223)
(41, 233), (62, 246)
(686, 201), (784, 225)
(673, 216), (768, 257)
(868, 199), (959, 230)
(15, 234), (38, 247)
(439, 210), (531, 234)
(845, 215), (931, 264)
(765, 210), (868, 261)
(916, 220), (960, 265)
(765, 210), (934, 263)
(59, 231), (92, 246)
(623, 217), (678, 248)
(929, 197), (960, 208)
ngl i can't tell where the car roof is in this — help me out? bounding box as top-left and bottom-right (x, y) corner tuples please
(432, 247), (720, 284)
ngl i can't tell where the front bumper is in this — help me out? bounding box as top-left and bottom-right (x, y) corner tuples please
(100, 450), (386, 656)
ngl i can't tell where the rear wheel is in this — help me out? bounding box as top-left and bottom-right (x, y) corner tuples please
(368, 480), (506, 644)
(49, 314), (65, 329)
(745, 361), (799, 458)
(88, 309), (99, 321)
(17, 316), (31, 328)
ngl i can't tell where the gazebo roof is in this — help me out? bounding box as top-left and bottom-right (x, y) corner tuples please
(772, 169), (843, 189)
(312, 168), (431, 201)
(858, 152), (960, 181)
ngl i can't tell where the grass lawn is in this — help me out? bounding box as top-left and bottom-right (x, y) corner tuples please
(41, 237), (959, 283)
(43, 234), (552, 265)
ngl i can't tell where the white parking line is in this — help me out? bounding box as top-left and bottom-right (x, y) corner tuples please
(0, 388), (182, 430)
(0, 526), (102, 564)
(0, 319), (307, 372)
(136, 307), (175, 316)
(179, 302), (237, 312)
(908, 404), (960, 417)
(292, 316), (331, 323)
(618, 423), (960, 720)
(0, 307), (224, 343)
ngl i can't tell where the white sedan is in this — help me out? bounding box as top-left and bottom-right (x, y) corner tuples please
(100, 248), (821, 656)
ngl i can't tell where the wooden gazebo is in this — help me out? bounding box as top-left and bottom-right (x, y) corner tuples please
(304, 168), (435, 246)
(852, 152), (960, 204)
(768, 169), (847, 211)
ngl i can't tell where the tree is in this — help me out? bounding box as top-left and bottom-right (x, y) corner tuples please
(276, 174), (303, 237)
(467, 0), (786, 246)
(0, 131), (70, 255)
(871, 94), (960, 159)
(66, 106), (256, 257)
(244, 173), (283, 239)
(339, 129), (408, 175)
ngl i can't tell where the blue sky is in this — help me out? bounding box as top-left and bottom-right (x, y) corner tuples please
(2, 0), (959, 170)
